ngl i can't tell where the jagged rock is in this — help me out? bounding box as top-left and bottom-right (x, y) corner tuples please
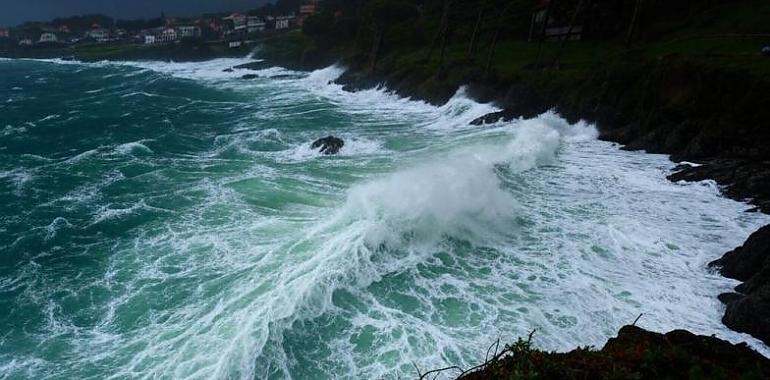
(233, 61), (272, 71)
(459, 325), (770, 380)
(710, 225), (770, 281)
(668, 160), (770, 213)
(223, 68), (234, 73)
(722, 286), (770, 345)
(709, 225), (770, 345)
(311, 136), (344, 155)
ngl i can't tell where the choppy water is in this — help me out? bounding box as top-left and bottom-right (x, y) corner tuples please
(0, 57), (768, 380)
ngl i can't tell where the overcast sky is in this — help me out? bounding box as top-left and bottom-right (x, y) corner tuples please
(0, 0), (273, 27)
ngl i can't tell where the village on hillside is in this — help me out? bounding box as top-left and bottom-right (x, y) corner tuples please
(0, 0), (320, 51)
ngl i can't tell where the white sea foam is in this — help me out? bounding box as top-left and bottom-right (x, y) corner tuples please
(112, 57), (260, 81)
(2, 125), (27, 137)
(5, 59), (769, 380)
(284, 135), (386, 161)
(114, 141), (154, 156)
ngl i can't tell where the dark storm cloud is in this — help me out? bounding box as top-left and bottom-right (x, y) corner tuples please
(0, 0), (272, 27)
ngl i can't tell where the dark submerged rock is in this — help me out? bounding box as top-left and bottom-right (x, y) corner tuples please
(311, 136), (344, 155)
(241, 74), (259, 80)
(233, 61), (272, 71)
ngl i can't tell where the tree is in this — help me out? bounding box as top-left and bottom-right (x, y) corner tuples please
(467, 0), (488, 58)
(550, 0), (588, 69)
(484, 0), (528, 78)
(365, 0), (419, 72)
(625, 0), (644, 46)
(534, 0), (558, 67)
(425, 0), (454, 66)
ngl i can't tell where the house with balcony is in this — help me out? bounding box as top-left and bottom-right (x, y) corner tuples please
(157, 28), (178, 43)
(222, 13), (247, 37)
(247, 17), (266, 34)
(38, 32), (58, 43)
(274, 14), (296, 30)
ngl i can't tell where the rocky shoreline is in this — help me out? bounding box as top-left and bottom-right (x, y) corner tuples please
(9, 43), (767, 374)
(243, 47), (770, 358)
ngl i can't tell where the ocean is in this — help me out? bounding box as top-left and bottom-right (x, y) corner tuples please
(0, 57), (768, 379)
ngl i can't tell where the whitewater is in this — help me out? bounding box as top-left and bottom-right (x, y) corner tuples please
(0, 57), (768, 380)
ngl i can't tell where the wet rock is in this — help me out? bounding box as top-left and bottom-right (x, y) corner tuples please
(718, 292), (744, 304)
(223, 68), (234, 73)
(241, 74), (258, 80)
(710, 225), (770, 345)
(311, 136), (344, 155)
(233, 61), (272, 71)
(668, 160), (770, 213)
(469, 83), (549, 125)
(710, 225), (770, 281)
(721, 286), (770, 345)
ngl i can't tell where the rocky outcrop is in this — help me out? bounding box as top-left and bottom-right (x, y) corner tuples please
(233, 61), (273, 71)
(668, 159), (770, 213)
(458, 325), (770, 380)
(709, 225), (770, 345)
(311, 136), (344, 155)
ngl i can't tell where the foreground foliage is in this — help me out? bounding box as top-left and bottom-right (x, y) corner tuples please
(449, 326), (770, 380)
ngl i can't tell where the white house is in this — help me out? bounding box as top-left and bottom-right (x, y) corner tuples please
(274, 14), (295, 30)
(86, 29), (109, 42)
(247, 17), (266, 34)
(144, 34), (156, 45)
(18, 38), (33, 46)
(176, 26), (201, 39)
(0, 28), (9, 38)
(38, 32), (58, 43)
(157, 28), (178, 43)
(223, 13), (247, 34)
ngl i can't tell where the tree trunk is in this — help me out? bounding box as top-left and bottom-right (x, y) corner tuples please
(438, 10), (453, 69)
(484, 1), (516, 79)
(425, 0), (452, 63)
(370, 27), (385, 72)
(484, 26), (501, 79)
(625, 0), (643, 47)
(467, 3), (485, 57)
(550, 0), (587, 69)
(534, 0), (558, 67)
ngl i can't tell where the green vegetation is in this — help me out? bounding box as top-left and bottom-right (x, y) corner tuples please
(418, 326), (770, 380)
(265, 0), (770, 84)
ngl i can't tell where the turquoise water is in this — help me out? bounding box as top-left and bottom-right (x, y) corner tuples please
(0, 57), (768, 379)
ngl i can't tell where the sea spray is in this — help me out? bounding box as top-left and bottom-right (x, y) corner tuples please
(0, 59), (768, 380)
